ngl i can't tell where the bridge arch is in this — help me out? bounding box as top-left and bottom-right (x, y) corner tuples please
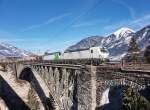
(96, 78), (146, 109)
(98, 85), (126, 110)
(19, 67), (33, 82)
(18, 66), (56, 110)
(14, 62), (32, 78)
(100, 78), (145, 94)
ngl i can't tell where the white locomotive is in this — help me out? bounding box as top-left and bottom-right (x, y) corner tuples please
(43, 46), (109, 60)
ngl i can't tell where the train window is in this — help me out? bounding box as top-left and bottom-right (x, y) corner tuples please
(91, 50), (93, 53)
(101, 47), (107, 52)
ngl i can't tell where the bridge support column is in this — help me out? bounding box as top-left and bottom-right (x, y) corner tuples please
(61, 68), (68, 110)
(91, 66), (97, 110)
(77, 68), (92, 110)
(54, 68), (60, 98)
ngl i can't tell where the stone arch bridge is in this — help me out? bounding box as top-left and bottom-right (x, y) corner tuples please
(6, 62), (150, 110)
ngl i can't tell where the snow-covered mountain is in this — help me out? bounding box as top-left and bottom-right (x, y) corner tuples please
(135, 25), (150, 50)
(0, 42), (33, 57)
(101, 27), (135, 60)
(65, 25), (150, 60)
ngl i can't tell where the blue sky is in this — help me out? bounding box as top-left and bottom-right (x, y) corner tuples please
(0, 0), (150, 54)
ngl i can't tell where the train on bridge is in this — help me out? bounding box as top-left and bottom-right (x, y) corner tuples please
(43, 46), (109, 65)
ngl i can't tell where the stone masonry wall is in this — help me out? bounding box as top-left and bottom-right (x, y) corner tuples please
(77, 68), (92, 110)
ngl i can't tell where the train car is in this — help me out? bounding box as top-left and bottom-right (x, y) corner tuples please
(43, 52), (61, 60)
(62, 46), (109, 60)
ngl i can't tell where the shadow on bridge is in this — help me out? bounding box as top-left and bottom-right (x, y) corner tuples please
(19, 67), (54, 110)
(95, 85), (128, 110)
(96, 85), (150, 110)
(0, 75), (30, 110)
(140, 86), (150, 102)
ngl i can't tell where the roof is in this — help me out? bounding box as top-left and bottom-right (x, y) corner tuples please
(44, 52), (61, 55)
(64, 48), (90, 53)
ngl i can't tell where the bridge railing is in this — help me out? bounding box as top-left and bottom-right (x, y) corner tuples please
(122, 63), (150, 71)
(97, 62), (150, 72)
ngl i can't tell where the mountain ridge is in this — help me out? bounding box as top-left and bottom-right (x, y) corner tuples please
(0, 42), (33, 57)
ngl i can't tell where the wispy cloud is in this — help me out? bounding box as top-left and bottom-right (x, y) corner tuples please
(72, 19), (109, 28)
(104, 14), (150, 33)
(112, 0), (136, 19)
(45, 13), (71, 24)
(22, 13), (71, 32)
(0, 30), (17, 38)
(0, 38), (47, 43)
(0, 30), (24, 43)
(0, 30), (49, 43)
(132, 14), (150, 24)
(26, 39), (77, 54)
(103, 20), (130, 32)
(0, 38), (26, 42)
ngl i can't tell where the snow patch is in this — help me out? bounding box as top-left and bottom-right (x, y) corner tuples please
(0, 97), (9, 110)
(109, 53), (127, 61)
(0, 42), (32, 57)
(100, 88), (110, 106)
(113, 27), (135, 39)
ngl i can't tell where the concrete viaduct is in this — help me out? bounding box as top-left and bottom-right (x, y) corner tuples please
(6, 62), (150, 110)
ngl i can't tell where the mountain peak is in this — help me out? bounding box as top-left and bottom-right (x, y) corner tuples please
(114, 27), (135, 33)
(113, 27), (135, 39)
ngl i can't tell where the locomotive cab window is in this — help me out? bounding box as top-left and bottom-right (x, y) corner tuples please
(91, 50), (93, 53)
(100, 47), (107, 53)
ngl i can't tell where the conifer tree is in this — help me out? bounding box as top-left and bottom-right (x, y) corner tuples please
(122, 87), (150, 110)
(128, 37), (140, 53)
(144, 41), (150, 63)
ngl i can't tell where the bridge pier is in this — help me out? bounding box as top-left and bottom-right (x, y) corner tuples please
(90, 66), (97, 110)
